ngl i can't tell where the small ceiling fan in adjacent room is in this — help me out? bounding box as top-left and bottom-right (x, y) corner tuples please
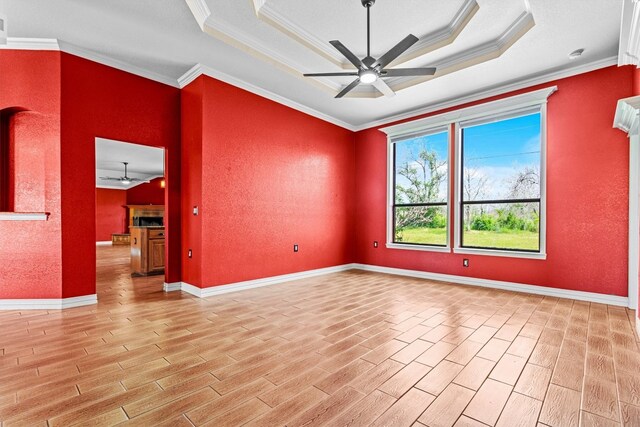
(99, 162), (149, 185)
(304, 0), (437, 98)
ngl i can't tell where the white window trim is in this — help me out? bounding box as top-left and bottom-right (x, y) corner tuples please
(385, 126), (452, 253)
(382, 86), (556, 258)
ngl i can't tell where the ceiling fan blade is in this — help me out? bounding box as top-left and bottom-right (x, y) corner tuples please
(329, 40), (364, 70)
(373, 34), (419, 69)
(99, 177), (122, 181)
(382, 67), (436, 77)
(303, 72), (360, 77)
(373, 79), (395, 97)
(335, 78), (361, 98)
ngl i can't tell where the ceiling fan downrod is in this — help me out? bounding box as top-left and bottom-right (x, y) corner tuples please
(362, 0), (375, 60)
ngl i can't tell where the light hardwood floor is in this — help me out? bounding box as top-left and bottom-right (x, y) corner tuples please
(0, 245), (639, 426)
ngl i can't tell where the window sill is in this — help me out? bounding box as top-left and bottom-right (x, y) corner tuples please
(454, 247), (546, 260)
(0, 212), (49, 221)
(386, 243), (451, 253)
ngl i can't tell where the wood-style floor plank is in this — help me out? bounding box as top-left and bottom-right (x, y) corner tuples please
(0, 245), (637, 426)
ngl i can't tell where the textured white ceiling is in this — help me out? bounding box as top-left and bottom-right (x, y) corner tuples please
(95, 138), (164, 189)
(0, 0), (623, 129)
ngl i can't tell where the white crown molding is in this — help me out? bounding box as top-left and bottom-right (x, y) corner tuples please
(0, 37), (59, 50)
(58, 41), (179, 88)
(0, 294), (97, 310)
(0, 212), (49, 221)
(163, 282), (182, 292)
(201, 16), (338, 93)
(356, 55), (618, 131)
(390, 9), (535, 93)
(185, 0), (211, 30)
(0, 37), (178, 88)
(253, 0), (479, 69)
(618, 0), (640, 67)
(170, 263), (628, 307)
(352, 264), (629, 307)
(614, 95), (640, 134)
(189, 0), (532, 98)
(177, 64), (357, 131)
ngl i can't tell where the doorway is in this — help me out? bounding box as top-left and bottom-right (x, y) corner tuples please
(95, 138), (166, 290)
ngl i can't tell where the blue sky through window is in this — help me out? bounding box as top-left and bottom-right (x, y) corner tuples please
(463, 113), (541, 200)
(394, 113), (541, 203)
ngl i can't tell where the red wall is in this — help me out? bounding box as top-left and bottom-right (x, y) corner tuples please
(181, 76), (355, 288)
(0, 50), (63, 299)
(95, 188), (126, 241)
(126, 177), (165, 206)
(61, 52), (181, 297)
(180, 78), (203, 287)
(354, 66), (634, 297)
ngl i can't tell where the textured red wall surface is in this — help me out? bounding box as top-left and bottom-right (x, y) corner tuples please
(0, 50), (62, 299)
(354, 66), (634, 297)
(180, 78), (203, 287)
(126, 177), (165, 206)
(61, 52), (181, 297)
(181, 76), (356, 288)
(95, 188), (126, 241)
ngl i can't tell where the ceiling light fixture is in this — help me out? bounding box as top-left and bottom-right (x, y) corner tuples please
(359, 69), (378, 84)
(121, 179), (131, 185)
(303, 0), (436, 98)
(569, 48), (584, 60)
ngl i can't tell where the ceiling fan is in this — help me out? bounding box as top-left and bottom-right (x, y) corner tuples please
(304, 0), (436, 98)
(99, 162), (149, 185)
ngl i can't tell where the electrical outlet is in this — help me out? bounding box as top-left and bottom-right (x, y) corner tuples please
(373, 241), (378, 248)
(188, 249), (192, 258)
(193, 206), (199, 216)
(463, 258), (469, 267)
(293, 244), (299, 252)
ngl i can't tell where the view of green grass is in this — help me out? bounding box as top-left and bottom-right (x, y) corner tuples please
(396, 227), (447, 246)
(398, 227), (539, 251)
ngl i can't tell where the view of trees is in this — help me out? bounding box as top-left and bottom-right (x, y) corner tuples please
(394, 143), (540, 249)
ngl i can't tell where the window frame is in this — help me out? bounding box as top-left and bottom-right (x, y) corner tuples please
(387, 126), (452, 252)
(381, 86), (555, 259)
(453, 106), (547, 260)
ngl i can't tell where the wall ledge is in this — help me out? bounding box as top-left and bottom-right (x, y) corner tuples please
(170, 263), (629, 307)
(0, 212), (49, 221)
(0, 294), (97, 310)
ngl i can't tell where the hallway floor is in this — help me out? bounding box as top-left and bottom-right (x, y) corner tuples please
(0, 245), (639, 426)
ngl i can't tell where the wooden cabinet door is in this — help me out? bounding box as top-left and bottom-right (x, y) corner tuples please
(149, 239), (165, 272)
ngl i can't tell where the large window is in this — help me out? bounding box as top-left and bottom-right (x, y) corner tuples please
(459, 110), (542, 253)
(392, 127), (449, 247)
(383, 86), (553, 258)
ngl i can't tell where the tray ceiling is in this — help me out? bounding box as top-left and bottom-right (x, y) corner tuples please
(0, 0), (623, 129)
(190, 0), (535, 97)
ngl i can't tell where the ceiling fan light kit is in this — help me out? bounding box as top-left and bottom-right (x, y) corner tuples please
(99, 162), (150, 185)
(303, 0), (436, 98)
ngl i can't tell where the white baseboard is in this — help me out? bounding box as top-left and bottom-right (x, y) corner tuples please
(163, 282), (182, 292)
(161, 262), (629, 308)
(352, 264), (629, 307)
(178, 264), (357, 298)
(0, 294), (97, 310)
(96, 241), (112, 246)
(636, 317), (640, 337)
